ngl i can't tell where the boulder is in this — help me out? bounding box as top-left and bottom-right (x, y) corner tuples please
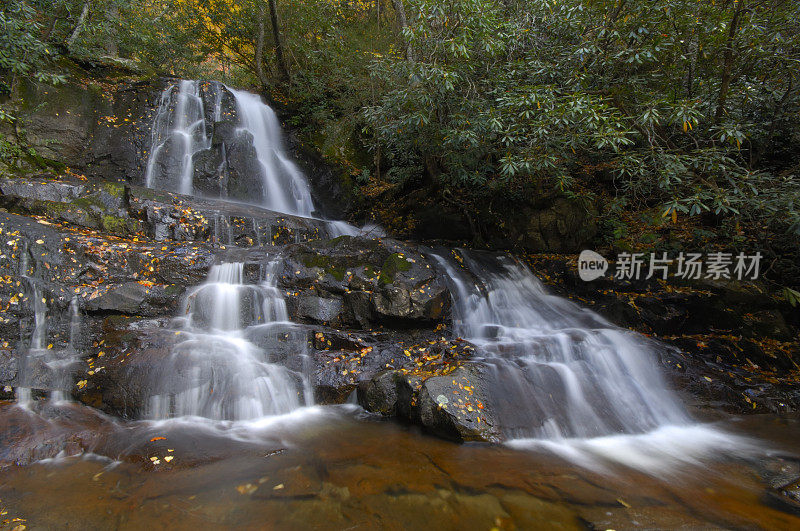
(295, 295), (343, 324)
(83, 282), (184, 317)
(357, 363), (500, 443)
(191, 148), (226, 197)
(416, 364), (500, 442)
(280, 236), (450, 328)
(225, 130), (265, 201)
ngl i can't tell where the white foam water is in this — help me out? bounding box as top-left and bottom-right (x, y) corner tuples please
(227, 87), (316, 216)
(146, 260), (312, 421)
(432, 250), (757, 472)
(143, 79), (383, 238)
(145, 80), (210, 195)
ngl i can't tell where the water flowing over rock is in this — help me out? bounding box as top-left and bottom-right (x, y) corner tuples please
(3, 76), (793, 509)
(144, 81), (314, 216)
(430, 249), (690, 440)
(145, 260), (311, 420)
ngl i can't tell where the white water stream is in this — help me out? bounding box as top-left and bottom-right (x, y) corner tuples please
(146, 260), (312, 420)
(431, 250), (755, 471)
(142, 80), (380, 237)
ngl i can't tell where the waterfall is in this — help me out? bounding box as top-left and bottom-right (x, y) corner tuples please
(432, 250), (692, 439)
(15, 243), (47, 405)
(146, 260), (311, 420)
(15, 281), (45, 405)
(47, 298), (82, 402)
(143, 80), (314, 216)
(143, 79), (382, 237)
(226, 88), (316, 216)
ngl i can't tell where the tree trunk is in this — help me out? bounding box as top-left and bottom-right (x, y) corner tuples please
(104, 5), (120, 57)
(255, 3), (267, 86)
(66, 2), (90, 50)
(715, 0), (744, 122)
(685, 25), (699, 97)
(267, 0), (289, 82)
(390, 0), (414, 62)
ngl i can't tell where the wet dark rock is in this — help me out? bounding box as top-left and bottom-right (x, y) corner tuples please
(76, 317), (178, 418)
(191, 148), (226, 197)
(1, 174), (326, 247)
(0, 210), (214, 318)
(210, 120), (238, 148)
(0, 176), (140, 237)
(127, 184), (325, 245)
(760, 456), (800, 516)
(83, 282), (183, 317)
(511, 196), (599, 253)
(357, 363), (499, 443)
(295, 295), (343, 325)
(225, 131), (266, 201)
(280, 236), (449, 328)
(0, 401), (114, 466)
(358, 370), (402, 416)
(0, 349), (18, 384)
(13, 78), (115, 170)
(416, 364), (500, 442)
(86, 79), (169, 184)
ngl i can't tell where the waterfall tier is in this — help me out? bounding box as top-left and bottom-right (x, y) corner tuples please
(432, 250), (690, 440)
(146, 260), (312, 420)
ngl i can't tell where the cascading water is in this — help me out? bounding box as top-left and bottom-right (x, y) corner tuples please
(146, 260), (311, 420)
(138, 80), (385, 423)
(48, 298), (82, 402)
(15, 282), (45, 405)
(431, 250), (751, 470)
(227, 88), (316, 216)
(143, 79), (381, 237)
(145, 80), (211, 195)
(15, 244), (47, 405)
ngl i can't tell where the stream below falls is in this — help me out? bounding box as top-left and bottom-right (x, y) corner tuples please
(1, 403), (799, 529)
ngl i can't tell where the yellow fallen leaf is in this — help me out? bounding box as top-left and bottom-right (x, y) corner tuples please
(236, 483), (257, 495)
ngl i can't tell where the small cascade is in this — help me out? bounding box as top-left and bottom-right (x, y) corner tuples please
(15, 281), (46, 405)
(16, 279), (82, 405)
(212, 214), (234, 246)
(431, 250), (690, 440)
(145, 80), (209, 195)
(47, 298), (82, 402)
(15, 243), (46, 405)
(146, 260), (311, 421)
(326, 220), (387, 239)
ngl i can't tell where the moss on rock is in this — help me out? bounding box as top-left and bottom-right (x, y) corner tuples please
(378, 253), (412, 286)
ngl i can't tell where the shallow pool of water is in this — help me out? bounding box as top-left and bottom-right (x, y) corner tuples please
(1, 401), (799, 529)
